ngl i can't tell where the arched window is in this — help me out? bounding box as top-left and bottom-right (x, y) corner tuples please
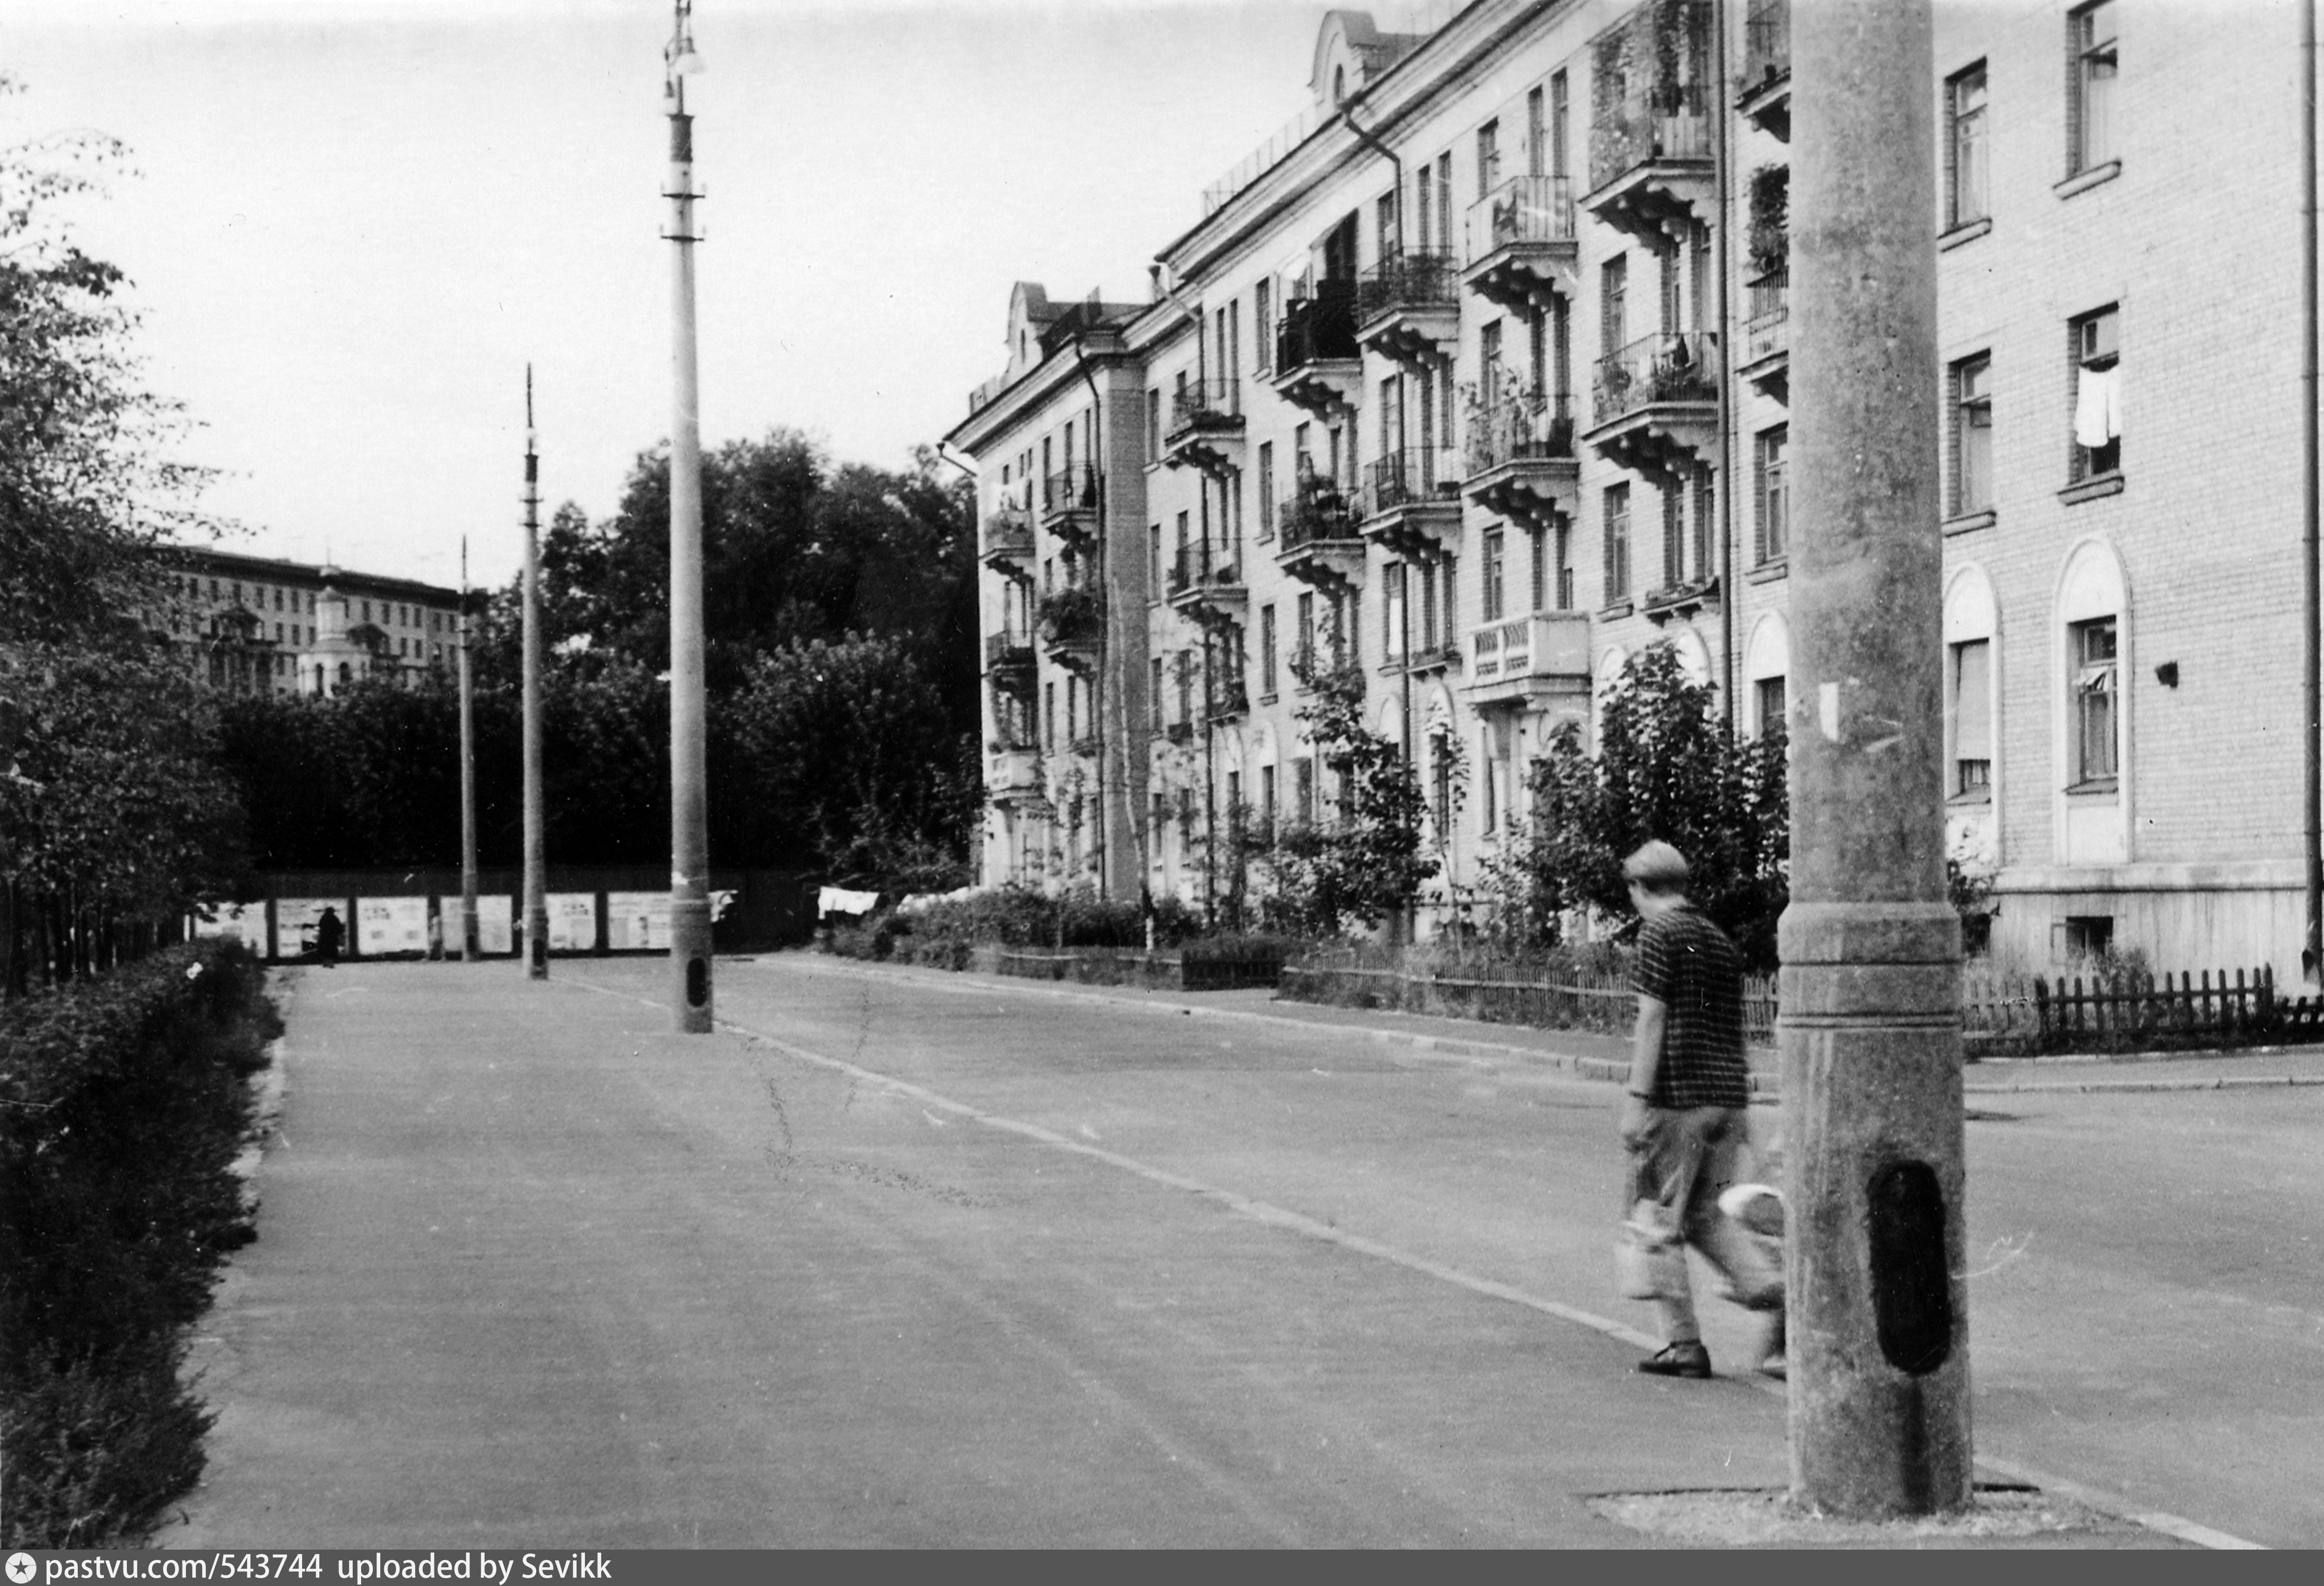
(2053, 538), (2129, 866)
(1743, 613), (1790, 738)
(1333, 65), (1346, 105)
(1943, 567), (1999, 803)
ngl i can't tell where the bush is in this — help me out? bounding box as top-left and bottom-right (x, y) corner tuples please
(0, 940), (280, 1546)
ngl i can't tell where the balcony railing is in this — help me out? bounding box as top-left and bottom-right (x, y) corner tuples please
(1278, 488), (1362, 550)
(1465, 389), (1577, 474)
(1743, 0), (1790, 91)
(1361, 449), (1462, 519)
(981, 503), (1035, 559)
(1464, 175), (1576, 265)
(1036, 586), (1104, 648)
(1593, 331), (1720, 427)
(1042, 464), (1100, 518)
(1169, 546), (1246, 599)
(1589, 83), (1713, 192)
(1744, 276), (1789, 365)
(1468, 612), (1590, 683)
(1206, 686), (1250, 723)
(1356, 250), (1459, 323)
(984, 632), (1035, 669)
(1275, 282), (1359, 369)
(1168, 378), (1244, 435)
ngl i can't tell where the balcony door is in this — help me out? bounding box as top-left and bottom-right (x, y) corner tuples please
(1323, 213), (1359, 285)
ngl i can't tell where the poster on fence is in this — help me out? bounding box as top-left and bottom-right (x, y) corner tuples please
(547, 892), (598, 952)
(273, 898), (344, 960)
(465, 894), (514, 955)
(358, 896), (430, 957)
(191, 902), (265, 952)
(606, 891), (671, 951)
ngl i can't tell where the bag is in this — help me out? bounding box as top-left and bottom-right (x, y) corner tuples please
(1614, 1196), (1688, 1301)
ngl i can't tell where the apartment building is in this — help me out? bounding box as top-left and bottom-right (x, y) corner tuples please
(949, 0), (2320, 982)
(144, 546), (465, 699)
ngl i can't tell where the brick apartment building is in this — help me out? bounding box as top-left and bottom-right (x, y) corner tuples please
(947, 0), (2317, 981)
(144, 545), (465, 699)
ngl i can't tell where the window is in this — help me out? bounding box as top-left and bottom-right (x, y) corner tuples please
(1150, 524), (1162, 596)
(1951, 638), (1992, 798)
(1603, 484), (1631, 600)
(1526, 86), (1545, 177)
(1476, 120), (1501, 201)
(1550, 71), (1569, 179)
(1151, 657), (1164, 730)
(1260, 603), (1278, 697)
(1415, 161), (1433, 252)
(2070, 306), (2121, 481)
(1482, 528), (1505, 622)
(1947, 63), (1988, 227)
(1376, 192), (1399, 262)
(2069, 1), (2117, 175)
(1952, 355), (1993, 514)
(1435, 152), (1453, 251)
(1661, 485), (1686, 587)
(1600, 256), (1627, 355)
(1257, 443), (1275, 538)
(1529, 527), (1546, 612)
(1756, 675), (1788, 740)
(1177, 654), (1193, 724)
(1420, 563), (1439, 651)
(1383, 562), (1407, 659)
(2071, 616), (2118, 786)
(1260, 764), (1276, 828)
(1150, 792), (1167, 860)
(1294, 758), (1315, 824)
(1756, 427), (1788, 562)
(1254, 281), (1271, 371)
(1044, 681), (1056, 748)
(1147, 391), (1161, 461)
(1296, 591), (1316, 675)
(2060, 915), (2113, 961)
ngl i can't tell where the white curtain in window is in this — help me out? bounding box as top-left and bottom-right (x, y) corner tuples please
(2074, 365), (2121, 448)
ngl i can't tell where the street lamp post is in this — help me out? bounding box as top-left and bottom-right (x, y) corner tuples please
(1784, 0), (1971, 1516)
(665, 0), (713, 1032)
(521, 366), (548, 980)
(459, 536), (480, 959)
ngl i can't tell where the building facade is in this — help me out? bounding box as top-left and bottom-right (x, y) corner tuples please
(145, 546), (465, 698)
(949, 0), (2319, 983)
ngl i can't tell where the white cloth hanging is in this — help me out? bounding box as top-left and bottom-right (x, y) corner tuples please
(2074, 365), (2120, 448)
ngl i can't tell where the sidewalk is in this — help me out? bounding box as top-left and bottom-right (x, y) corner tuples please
(779, 951), (2324, 1099)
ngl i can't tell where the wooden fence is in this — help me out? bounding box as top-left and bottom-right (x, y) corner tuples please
(2028, 966), (2288, 1054)
(1279, 954), (1780, 1044)
(993, 947), (1283, 992)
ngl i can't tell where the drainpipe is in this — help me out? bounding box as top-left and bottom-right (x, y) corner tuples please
(2305, 0), (2321, 979)
(1713, 0), (1737, 736)
(1064, 337), (1111, 897)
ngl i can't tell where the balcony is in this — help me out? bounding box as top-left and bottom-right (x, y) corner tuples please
(1274, 485), (1367, 591)
(1641, 574), (1720, 626)
(987, 744), (1043, 802)
(1166, 545), (1248, 628)
(1069, 732), (1103, 761)
(1463, 612), (1592, 708)
(980, 501), (1036, 577)
(1035, 586), (1104, 673)
(1358, 449), (1463, 563)
(1162, 377), (1247, 478)
(1737, 0), (1791, 141)
(1405, 639), (1463, 676)
(1270, 284), (1361, 419)
(1205, 685), (1250, 724)
(1739, 274), (1789, 401)
(1462, 176), (1578, 317)
(1584, 331), (1721, 487)
(1165, 720), (1195, 745)
(1584, 84), (1715, 252)
(984, 630), (1037, 694)
(1355, 251), (1459, 373)
(1462, 390), (1579, 534)
(1040, 464), (1101, 549)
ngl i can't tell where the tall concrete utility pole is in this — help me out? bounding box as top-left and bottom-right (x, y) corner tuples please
(521, 367), (549, 981)
(664, 0), (713, 1033)
(459, 536), (480, 960)
(1783, 0), (1971, 1516)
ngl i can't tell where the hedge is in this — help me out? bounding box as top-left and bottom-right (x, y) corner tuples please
(0, 940), (280, 1547)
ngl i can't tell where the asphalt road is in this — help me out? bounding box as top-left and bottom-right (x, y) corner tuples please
(163, 954), (2319, 1547)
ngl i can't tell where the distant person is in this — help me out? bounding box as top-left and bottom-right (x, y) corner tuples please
(1618, 840), (1783, 1378)
(315, 906), (344, 968)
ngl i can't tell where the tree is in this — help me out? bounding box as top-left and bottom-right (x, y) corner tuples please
(1, 76), (240, 991)
(1518, 644), (1789, 968)
(1258, 662), (1453, 936)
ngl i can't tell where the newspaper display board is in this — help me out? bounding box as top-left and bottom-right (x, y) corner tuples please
(191, 902), (266, 952)
(358, 896), (430, 957)
(605, 891), (672, 951)
(467, 894), (515, 955)
(547, 892), (599, 952)
(273, 898), (346, 961)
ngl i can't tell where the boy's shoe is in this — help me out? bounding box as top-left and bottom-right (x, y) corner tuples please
(1636, 1341), (1712, 1378)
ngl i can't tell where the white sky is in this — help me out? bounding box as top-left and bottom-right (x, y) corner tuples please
(2, 0), (1410, 591)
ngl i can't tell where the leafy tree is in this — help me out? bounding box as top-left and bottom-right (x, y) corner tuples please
(1258, 662), (1451, 936)
(1, 77), (239, 991)
(1516, 643), (1789, 968)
